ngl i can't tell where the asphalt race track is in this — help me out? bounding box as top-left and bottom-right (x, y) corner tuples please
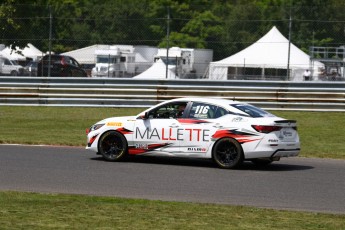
(1, 144), (344, 214)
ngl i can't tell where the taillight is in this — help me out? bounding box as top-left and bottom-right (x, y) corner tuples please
(252, 125), (282, 133)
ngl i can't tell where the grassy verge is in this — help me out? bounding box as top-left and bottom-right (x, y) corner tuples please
(0, 191), (344, 230)
(0, 106), (142, 146)
(0, 106), (344, 159)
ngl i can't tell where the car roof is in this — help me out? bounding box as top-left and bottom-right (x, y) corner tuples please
(168, 97), (241, 107)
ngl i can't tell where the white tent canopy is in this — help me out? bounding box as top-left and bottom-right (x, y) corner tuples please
(62, 44), (158, 65)
(0, 48), (26, 61)
(62, 44), (109, 64)
(0, 43), (43, 61)
(209, 26), (324, 81)
(21, 43), (44, 60)
(133, 59), (176, 79)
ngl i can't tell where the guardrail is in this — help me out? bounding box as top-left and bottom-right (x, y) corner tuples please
(1, 76), (345, 111)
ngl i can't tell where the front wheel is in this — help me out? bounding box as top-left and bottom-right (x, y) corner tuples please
(212, 138), (243, 169)
(98, 131), (127, 161)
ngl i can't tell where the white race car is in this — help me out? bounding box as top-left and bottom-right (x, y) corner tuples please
(86, 98), (300, 169)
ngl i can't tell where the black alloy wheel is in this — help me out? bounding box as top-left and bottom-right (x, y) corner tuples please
(98, 131), (128, 161)
(212, 138), (243, 169)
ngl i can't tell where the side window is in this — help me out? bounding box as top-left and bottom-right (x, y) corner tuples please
(148, 102), (187, 119)
(231, 104), (274, 118)
(188, 102), (218, 119)
(64, 57), (73, 65)
(214, 106), (230, 118)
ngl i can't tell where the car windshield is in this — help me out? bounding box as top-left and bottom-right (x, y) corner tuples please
(231, 104), (275, 118)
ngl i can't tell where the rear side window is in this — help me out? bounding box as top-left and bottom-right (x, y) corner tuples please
(188, 102), (230, 119)
(231, 104), (275, 118)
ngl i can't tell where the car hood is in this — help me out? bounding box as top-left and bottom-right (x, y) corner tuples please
(97, 116), (137, 124)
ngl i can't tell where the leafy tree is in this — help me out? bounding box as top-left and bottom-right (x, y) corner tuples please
(0, 0), (32, 49)
(219, 1), (264, 59)
(1, 0), (345, 60)
(147, 0), (224, 59)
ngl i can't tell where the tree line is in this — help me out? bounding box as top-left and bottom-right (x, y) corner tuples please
(1, 0), (344, 60)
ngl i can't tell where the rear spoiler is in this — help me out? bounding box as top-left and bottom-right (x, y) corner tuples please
(274, 120), (297, 127)
(274, 120), (296, 124)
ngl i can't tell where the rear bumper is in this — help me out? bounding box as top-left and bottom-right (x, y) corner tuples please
(271, 148), (300, 158)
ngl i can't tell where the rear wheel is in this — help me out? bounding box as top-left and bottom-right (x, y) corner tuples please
(212, 138), (243, 169)
(98, 131), (127, 161)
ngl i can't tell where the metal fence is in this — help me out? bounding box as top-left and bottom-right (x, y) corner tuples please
(1, 76), (344, 112)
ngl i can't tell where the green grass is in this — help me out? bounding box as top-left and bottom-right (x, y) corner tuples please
(0, 106), (142, 146)
(273, 111), (345, 159)
(0, 106), (344, 159)
(0, 191), (344, 230)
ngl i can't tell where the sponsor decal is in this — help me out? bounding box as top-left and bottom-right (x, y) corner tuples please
(282, 130), (293, 137)
(107, 122), (122, 126)
(177, 119), (210, 124)
(88, 134), (99, 146)
(187, 147), (207, 152)
(268, 139), (279, 143)
(232, 117), (243, 122)
(116, 127), (133, 134)
(128, 143), (171, 155)
(135, 127), (210, 142)
(135, 143), (148, 149)
(212, 129), (260, 144)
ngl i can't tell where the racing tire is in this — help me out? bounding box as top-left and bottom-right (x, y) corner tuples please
(212, 138), (243, 169)
(251, 159), (273, 166)
(98, 131), (128, 162)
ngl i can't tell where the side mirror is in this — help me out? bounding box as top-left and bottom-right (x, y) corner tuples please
(139, 112), (149, 120)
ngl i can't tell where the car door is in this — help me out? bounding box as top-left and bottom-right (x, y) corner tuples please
(132, 101), (188, 155)
(178, 101), (223, 156)
(69, 57), (86, 77)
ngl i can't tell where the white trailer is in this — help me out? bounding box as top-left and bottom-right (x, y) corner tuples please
(155, 47), (213, 79)
(91, 45), (157, 78)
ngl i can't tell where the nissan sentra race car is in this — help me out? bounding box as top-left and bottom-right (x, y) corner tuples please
(86, 98), (300, 169)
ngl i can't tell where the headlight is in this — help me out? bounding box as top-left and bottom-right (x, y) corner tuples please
(91, 123), (105, 131)
(87, 123), (105, 134)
